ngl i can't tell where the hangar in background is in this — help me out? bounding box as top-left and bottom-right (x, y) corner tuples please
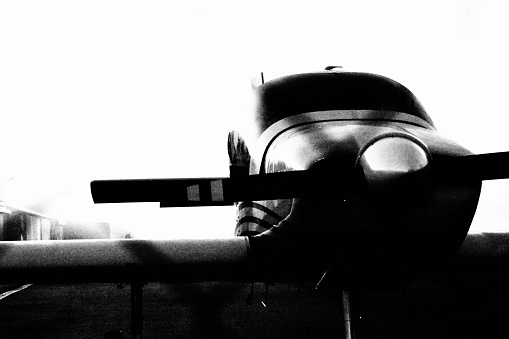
(0, 202), (110, 241)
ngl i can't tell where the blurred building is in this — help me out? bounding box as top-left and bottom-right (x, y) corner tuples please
(0, 205), (64, 241)
(0, 204), (110, 241)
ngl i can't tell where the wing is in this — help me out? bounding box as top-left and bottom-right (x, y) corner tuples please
(0, 238), (251, 284)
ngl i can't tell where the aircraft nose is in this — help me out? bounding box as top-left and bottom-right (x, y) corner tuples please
(356, 133), (431, 204)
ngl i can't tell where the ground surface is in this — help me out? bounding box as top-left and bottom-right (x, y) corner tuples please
(0, 276), (508, 338)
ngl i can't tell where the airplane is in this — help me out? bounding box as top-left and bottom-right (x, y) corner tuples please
(2, 66), (509, 338)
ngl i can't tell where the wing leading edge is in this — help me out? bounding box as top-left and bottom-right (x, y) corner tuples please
(3, 234), (509, 285)
(0, 238), (251, 284)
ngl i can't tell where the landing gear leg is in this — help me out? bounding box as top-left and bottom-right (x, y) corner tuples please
(131, 281), (143, 339)
(342, 289), (355, 339)
(316, 266), (359, 338)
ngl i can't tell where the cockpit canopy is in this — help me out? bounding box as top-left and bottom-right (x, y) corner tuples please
(251, 71), (434, 138)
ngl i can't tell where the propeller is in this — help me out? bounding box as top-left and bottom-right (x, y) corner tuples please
(91, 169), (359, 207)
(431, 151), (509, 182)
(90, 151), (509, 207)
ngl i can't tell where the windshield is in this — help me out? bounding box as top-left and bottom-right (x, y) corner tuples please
(252, 72), (434, 137)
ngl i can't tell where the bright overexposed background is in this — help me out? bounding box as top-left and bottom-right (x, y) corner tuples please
(1, 1), (508, 238)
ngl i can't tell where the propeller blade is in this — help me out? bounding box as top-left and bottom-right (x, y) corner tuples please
(432, 151), (509, 181)
(91, 151), (509, 207)
(91, 170), (359, 207)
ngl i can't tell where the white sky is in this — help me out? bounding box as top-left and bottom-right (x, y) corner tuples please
(1, 1), (508, 238)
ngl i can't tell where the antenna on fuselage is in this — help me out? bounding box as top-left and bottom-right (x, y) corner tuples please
(325, 66), (344, 71)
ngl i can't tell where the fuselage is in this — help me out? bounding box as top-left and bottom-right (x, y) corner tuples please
(235, 70), (482, 285)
